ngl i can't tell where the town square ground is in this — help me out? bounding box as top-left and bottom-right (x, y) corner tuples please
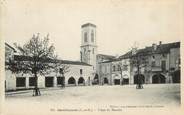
(5, 84), (180, 115)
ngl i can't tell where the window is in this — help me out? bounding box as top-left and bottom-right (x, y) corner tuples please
(118, 65), (121, 71)
(80, 69), (83, 74)
(91, 30), (94, 42)
(178, 58), (181, 65)
(92, 48), (94, 54)
(152, 61), (156, 67)
(162, 54), (166, 58)
(123, 65), (128, 71)
(5, 81), (6, 89)
(84, 32), (88, 42)
(59, 68), (64, 74)
(113, 65), (116, 71)
(16, 77), (26, 87)
(101, 57), (104, 61)
(124, 60), (127, 65)
(29, 77), (36, 86)
(161, 60), (166, 71)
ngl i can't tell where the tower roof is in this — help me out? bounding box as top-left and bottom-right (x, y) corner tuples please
(81, 23), (96, 28)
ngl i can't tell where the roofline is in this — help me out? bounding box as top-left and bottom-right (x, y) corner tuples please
(5, 43), (16, 52)
(97, 54), (116, 58)
(14, 55), (92, 66)
(60, 60), (92, 66)
(119, 41), (180, 58)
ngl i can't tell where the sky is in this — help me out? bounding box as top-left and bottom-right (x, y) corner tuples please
(1, 0), (182, 61)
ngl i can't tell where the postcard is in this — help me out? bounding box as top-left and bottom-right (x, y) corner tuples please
(0, 0), (183, 115)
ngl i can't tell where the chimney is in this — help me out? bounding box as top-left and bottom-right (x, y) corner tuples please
(159, 41), (162, 45)
(152, 43), (157, 50)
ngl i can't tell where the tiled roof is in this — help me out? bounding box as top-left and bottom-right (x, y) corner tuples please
(60, 60), (92, 66)
(119, 51), (132, 59)
(100, 60), (113, 63)
(137, 42), (180, 56)
(14, 55), (92, 66)
(97, 54), (116, 59)
(101, 58), (121, 63)
(119, 41), (180, 58)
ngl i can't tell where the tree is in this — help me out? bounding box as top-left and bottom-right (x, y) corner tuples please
(130, 47), (149, 89)
(6, 33), (64, 96)
(116, 62), (123, 85)
(52, 61), (70, 88)
(117, 61), (129, 85)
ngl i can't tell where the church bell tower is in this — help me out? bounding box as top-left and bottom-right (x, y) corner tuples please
(80, 23), (97, 71)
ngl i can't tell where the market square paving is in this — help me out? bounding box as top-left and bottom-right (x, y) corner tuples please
(5, 84), (180, 113)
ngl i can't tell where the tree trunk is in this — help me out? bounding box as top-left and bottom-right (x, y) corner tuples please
(136, 57), (143, 89)
(120, 68), (123, 85)
(120, 72), (123, 85)
(33, 72), (41, 96)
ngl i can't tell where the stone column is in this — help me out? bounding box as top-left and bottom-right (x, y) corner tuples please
(53, 76), (57, 87)
(150, 73), (153, 84)
(88, 77), (91, 86)
(101, 76), (104, 85)
(110, 74), (113, 85)
(75, 78), (78, 86)
(26, 76), (29, 89)
(120, 78), (123, 85)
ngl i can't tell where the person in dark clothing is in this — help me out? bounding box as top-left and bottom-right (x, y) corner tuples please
(136, 75), (143, 89)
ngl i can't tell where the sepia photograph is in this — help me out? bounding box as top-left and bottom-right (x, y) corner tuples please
(0, 0), (183, 115)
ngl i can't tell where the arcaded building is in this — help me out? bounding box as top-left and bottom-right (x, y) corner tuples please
(5, 23), (181, 91)
(5, 23), (96, 91)
(96, 41), (180, 85)
(129, 42), (181, 84)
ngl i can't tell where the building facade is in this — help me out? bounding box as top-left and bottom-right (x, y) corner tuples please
(127, 42), (180, 84)
(5, 23), (181, 91)
(96, 41), (180, 85)
(5, 43), (93, 91)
